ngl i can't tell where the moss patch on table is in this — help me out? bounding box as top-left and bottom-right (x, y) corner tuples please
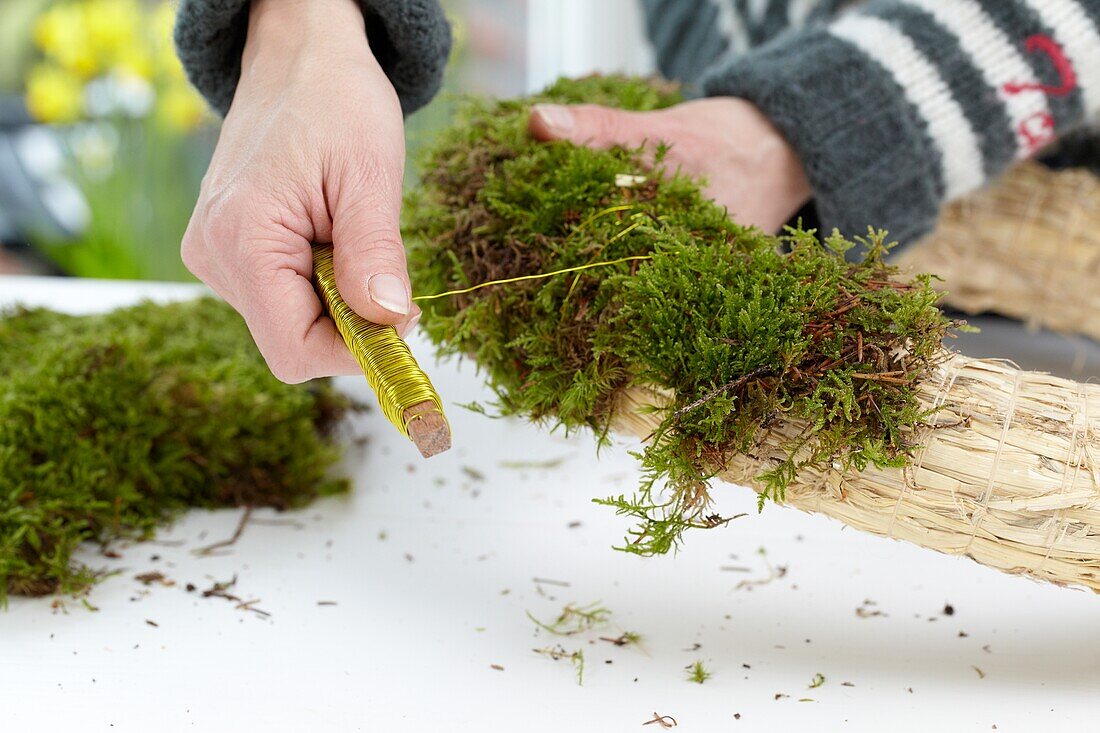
(0, 298), (353, 603)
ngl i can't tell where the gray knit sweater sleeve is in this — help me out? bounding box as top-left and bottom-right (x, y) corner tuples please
(646, 0), (1100, 245)
(173, 0), (451, 117)
(640, 0), (846, 84)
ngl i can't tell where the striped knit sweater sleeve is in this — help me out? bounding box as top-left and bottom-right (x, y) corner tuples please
(648, 0), (1100, 245)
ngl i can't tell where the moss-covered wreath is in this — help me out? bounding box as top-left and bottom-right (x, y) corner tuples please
(405, 75), (957, 555)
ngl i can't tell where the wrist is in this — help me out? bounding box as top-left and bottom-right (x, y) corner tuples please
(732, 98), (812, 221)
(244, 0), (369, 76)
(771, 133), (812, 216)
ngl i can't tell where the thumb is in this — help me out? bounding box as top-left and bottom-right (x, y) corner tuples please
(330, 180), (413, 328)
(529, 103), (654, 150)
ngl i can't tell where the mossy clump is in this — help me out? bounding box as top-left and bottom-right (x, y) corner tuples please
(0, 298), (353, 603)
(405, 75), (955, 555)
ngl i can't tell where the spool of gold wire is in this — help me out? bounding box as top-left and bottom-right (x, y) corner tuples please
(312, 245), (450, 458)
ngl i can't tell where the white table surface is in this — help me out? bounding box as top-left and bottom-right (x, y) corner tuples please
(2, 275), (1098, 732)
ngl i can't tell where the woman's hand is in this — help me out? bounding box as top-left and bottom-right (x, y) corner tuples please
(529, 97), (811, 233)
(181, 0), (419, 384)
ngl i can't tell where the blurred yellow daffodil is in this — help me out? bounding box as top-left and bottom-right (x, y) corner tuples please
(84, 0), (142, 66)
(25, 63), (85, 124)
(34, 3), (98, 77)
(115, 45), (154, 80)
(152, 2), (190, 83)
(156, 83), (209, 132)
(26, 0), (210, 130)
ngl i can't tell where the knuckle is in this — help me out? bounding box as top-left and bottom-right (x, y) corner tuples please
(339, 236), (408, 277)
(357, 230), (406, 256)
(336, 173), (402, 220)
(196, 179), (267, 244)
(238, 242), (276, 269)
(179, 216), (212, 281)
(198, 202), (238, 246)
(180, 237), (203, 278)
(232, 237), (287, 286)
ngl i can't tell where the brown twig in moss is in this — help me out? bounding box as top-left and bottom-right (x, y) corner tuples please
(671, 366), (774, 422)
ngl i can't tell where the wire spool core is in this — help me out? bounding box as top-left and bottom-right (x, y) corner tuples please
(312, 245), (451, 458)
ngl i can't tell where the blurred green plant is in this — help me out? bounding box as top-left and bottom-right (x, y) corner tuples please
(403, 2), (467, 186)
(23, 0), (215, 281)
(0, 0), (50, 92)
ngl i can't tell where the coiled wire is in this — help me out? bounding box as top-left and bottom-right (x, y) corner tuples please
(312, 245), (446, 438)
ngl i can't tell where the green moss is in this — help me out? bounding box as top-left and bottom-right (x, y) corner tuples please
(405, 75), (955, 555)
(687, 660), (712, 684)
(0, 298), (353, 603)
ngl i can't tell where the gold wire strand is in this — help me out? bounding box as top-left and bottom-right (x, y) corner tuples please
(412, 255), (653, 302)
(312, 245), (446, 439)
(562, 211), (648, 311)
(569, 204), (636, 238)
(606, 218), (642, 244)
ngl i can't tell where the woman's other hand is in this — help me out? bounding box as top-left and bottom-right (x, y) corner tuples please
(529, 97), (811, 234)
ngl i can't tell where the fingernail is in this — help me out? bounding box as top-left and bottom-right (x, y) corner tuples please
(399, 311), (422, 339)
(532, 104), (573, 137)
(367, 273), (410, 315)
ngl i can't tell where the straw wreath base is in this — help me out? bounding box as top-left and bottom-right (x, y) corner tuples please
(612, 352), (1100, 592)
(898, 162), (1100, 341)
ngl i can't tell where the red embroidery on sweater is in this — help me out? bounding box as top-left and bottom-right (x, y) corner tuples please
(1018, 111), (1056, 153)
(1002, 34), (1077, 97)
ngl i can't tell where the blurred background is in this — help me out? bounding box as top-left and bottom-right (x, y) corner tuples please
(0, 0), (651, 281)
(0, 0), (214, 280)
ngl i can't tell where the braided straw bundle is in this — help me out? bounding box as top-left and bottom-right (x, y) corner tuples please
(613, 353), (1100, 591)
(898, 162), (1100, 340)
